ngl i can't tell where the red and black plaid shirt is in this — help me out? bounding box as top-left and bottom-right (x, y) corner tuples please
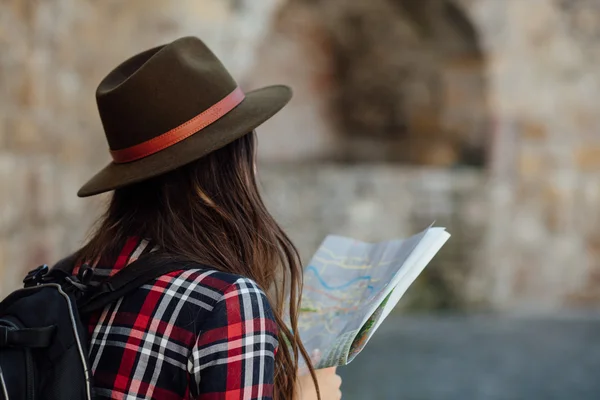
(73, 237), (279, 399)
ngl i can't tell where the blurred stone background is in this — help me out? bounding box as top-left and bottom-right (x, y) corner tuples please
(2, 0), (600, 310)
(2, 0), (600, 398)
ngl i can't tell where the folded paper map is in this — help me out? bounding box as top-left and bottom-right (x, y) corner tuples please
(297, 226), (450, 369)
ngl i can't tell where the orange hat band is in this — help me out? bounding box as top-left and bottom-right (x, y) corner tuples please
(110, 87), (245, 164)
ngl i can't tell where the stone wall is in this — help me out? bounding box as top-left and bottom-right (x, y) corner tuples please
(259, 166), (488, 310)
(253, 0), (600, 311)
(2, 0), (600, 312)
(469, 0), (600, 310)
(0, 0), (281, 294)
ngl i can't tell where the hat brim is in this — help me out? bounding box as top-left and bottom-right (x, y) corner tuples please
(77, 85), (292, 197)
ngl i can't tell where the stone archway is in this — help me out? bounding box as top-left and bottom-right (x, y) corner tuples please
(245, 0), (490, 167)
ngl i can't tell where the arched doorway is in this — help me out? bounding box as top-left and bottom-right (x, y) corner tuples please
(245, 0), (490, 168)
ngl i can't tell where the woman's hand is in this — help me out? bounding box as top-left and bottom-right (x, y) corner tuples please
(297, 367), (342, 400)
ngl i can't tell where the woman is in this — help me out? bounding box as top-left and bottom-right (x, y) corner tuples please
(73, 37), (342, 399)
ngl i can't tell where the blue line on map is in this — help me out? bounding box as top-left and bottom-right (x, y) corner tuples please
(306, 265), (375, 292)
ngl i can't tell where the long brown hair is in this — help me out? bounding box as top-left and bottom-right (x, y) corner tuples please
(77, 131), (318, 399)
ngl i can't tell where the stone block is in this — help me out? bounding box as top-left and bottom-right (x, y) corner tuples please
(520, 121), (547, 140)
(0, 154), (28, 234)
(518, 150), (544, 180)
(576, 146), (600, 172)
(8, 116), (43, 153)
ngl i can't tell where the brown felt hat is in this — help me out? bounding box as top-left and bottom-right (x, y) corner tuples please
(77, 36), (292, 197)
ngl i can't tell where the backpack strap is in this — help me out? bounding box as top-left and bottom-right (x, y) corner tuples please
(77, 256), (206, 315)
(51, 254), (79, 275)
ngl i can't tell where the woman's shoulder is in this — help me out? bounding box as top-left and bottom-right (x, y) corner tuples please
(162, 266), (263, 295)
(157, 266), (273, 314)
(157, 267), (278, 338)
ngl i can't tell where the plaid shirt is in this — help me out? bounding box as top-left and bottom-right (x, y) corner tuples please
(73, 237), (279, 399)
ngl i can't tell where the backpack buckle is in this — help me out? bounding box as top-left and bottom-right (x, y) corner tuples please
(23, 264), (49, 287)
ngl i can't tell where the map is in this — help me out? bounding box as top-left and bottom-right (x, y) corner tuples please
(296, 227), (450, 369)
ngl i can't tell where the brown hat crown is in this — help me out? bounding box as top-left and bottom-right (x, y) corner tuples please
(96, 36), (238, 152)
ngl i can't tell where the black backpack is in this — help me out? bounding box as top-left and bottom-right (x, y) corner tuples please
(0, 255), (199, 400)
